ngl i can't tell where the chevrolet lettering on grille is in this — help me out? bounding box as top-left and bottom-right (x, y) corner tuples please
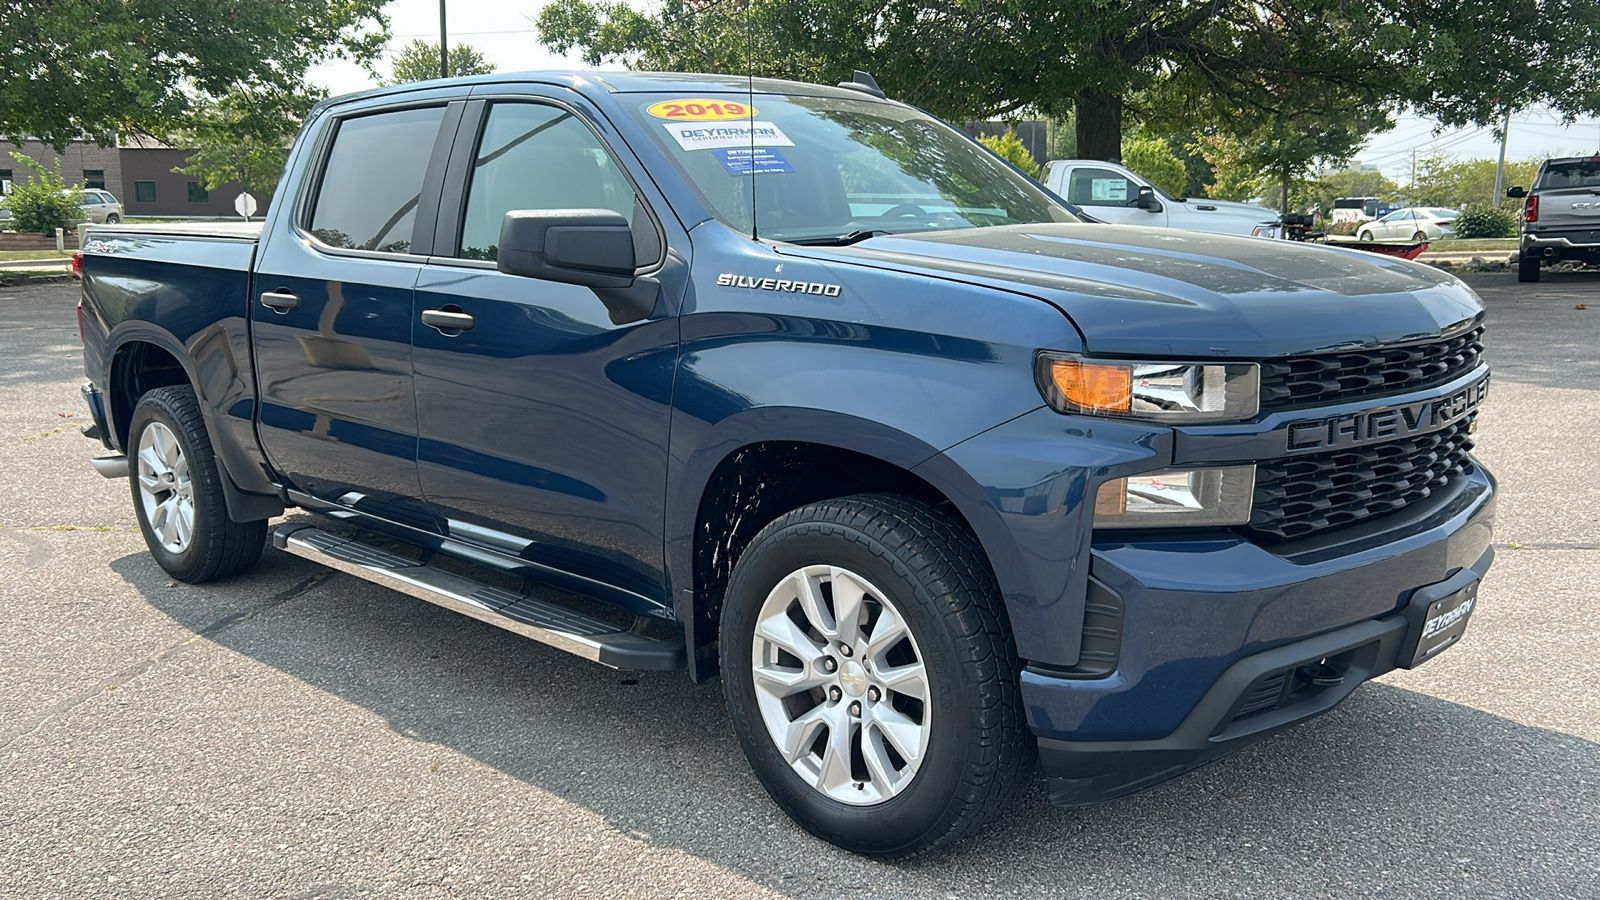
(1285, 371), (1489, 453)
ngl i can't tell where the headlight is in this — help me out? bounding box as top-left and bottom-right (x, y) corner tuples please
(1252, 224), (1279, 239)
(1095, 466), (1256, 528)
(1035, 353), (1260, 423)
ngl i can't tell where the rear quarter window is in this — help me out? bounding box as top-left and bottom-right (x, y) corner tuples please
(307, 106), (447, 253)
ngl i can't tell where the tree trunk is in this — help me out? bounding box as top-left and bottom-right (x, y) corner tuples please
(1075, 90), (1122, 162)
(1281, 167), (1291, 219)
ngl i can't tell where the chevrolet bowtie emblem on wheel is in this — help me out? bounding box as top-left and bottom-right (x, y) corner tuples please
(717, 273), (842, 296)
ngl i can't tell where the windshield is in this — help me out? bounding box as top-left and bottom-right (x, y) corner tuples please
(625, 92), (1078, 243)
(1537, 159), (1600, 189)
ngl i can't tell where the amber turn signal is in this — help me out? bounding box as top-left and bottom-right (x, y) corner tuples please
(1045, 360), (1131, 414)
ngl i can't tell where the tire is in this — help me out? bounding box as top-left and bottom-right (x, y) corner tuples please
(1518, 253), (1541, 282)
(1412, 230), (1427, 243)
(1358, 229), (1374, 242)
(720, 493), (1030, 858)
(105, 213), (120, 224)
(128, 385), (266, 583)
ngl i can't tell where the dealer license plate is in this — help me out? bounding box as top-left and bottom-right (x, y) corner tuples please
(1400, 579), (1479, 669)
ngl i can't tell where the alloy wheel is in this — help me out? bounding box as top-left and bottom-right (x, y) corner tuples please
(135, 421), (195, 553)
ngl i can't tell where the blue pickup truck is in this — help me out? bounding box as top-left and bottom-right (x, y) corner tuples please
(75, 71), (1495, 857)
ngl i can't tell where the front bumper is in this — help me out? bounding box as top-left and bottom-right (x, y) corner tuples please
(1025, 463), (1495, 806)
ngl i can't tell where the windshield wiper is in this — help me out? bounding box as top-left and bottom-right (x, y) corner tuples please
(784, 229), (893, 247)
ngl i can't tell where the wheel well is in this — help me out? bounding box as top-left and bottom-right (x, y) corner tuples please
(108, 341), (189, 449)
(690, 441), (971, 675)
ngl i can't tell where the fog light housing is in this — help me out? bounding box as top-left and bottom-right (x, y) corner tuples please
(1094, 465), (1256, 529)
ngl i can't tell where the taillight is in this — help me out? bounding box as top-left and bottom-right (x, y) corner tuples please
(70, 250), (83, 277)
(1524, 195), (1539, 223)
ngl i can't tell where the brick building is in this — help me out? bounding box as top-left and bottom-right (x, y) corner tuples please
(1, 137), (267, 218)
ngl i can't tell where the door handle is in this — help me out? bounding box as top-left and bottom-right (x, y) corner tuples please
(260, 290), (300, 311)
(421, 309), (475, 332)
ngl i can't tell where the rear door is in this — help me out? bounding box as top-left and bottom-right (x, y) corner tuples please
(409, 90), (682, 609)
(252, 99), (462, 531)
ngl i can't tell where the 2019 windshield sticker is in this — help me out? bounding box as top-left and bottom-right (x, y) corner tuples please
(717, 273), (841, 296)
(646, 99), (757, 121)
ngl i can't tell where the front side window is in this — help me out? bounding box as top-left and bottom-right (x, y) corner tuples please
(458, 102), (650, 263)
(1066, 168), (1139, 208)
(626, 93), (1076, 243)
(308, 105), (447, 253)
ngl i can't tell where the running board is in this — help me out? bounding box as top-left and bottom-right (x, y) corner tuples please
(273, 524), (684, 670)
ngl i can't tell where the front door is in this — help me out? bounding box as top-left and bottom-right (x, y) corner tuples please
(252, 103), (453, 531)
(411, 96), (679, 609)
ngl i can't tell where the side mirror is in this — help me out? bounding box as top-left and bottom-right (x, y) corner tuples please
(497, 209), (657, 325)
(1135, 185), (1163, 213)
(1505, 186), (1527, 199)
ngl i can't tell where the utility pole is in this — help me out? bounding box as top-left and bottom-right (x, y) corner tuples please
(1493, 107), (1511, 206)
(1410, 149), (1417, 205)
(439, 0), (449, 79)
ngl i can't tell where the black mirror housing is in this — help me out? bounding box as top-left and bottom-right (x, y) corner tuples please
(1505, 186), (1527, 199)
(1136, 185), (1163, 213)
(498, 209), (636, 286)
(497, 208), (658, 325)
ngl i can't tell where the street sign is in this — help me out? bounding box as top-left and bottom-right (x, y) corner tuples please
(234, 192), (258, 220)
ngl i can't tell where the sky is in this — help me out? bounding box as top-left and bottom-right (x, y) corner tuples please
(308, 0), (1600, 183)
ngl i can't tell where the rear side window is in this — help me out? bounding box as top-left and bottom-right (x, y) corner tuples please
(309, 106), (446, 253)
(457, 102), (656, 265)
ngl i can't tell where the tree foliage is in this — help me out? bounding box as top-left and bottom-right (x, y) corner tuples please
(1407, 154), (1540, 209)
(5, 154), (82, 237)
(386, 39), (497, 85)
(535, 0), (1600, 169)
(977, 130), (1040, 179)
(1120, 138), (1186, 197)
(175, 88), (324, 208)
(0, 1), (388, 150)
(1308, 169), (1401, 212)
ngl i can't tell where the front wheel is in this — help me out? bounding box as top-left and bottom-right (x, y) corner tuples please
(105, 213), (121, 224)
(128, 385), (266, 583)
(720, 494), (1030, 857)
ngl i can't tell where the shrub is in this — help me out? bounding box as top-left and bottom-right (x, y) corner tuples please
(1120, 137), (1188, 197)
(977, 129), (1041, 179)
(5, 154), (82, 237)
(1451, 203), (1518, 239)
(1324, 220), (1360, 236)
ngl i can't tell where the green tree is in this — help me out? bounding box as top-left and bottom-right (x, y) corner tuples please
(0, 1), (388, 151)
(977, 130), (1040, 179)
(5, 154), (82, 237)
(176, 88), (323, 209)
(386, 39), (497, 85)
(1309, 169), (1401, 213)
(1406, 155), (1540, 209)
(1120, 138), (1186, 197)
(536, 0), (1600, 166)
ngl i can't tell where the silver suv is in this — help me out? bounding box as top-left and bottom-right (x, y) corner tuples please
(79, 189), (124, 224)
(1507, 156), (1600, 282)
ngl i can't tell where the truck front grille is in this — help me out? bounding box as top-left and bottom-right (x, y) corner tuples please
(1246, 418), (1476, 540)
(1259, 327), (1483, 410)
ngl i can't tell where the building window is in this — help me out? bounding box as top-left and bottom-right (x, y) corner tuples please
(186, 182), (209, 204)
(135, 181), (157, 204)
(0, 168), (11, 194)
(83, 169), (106, 190)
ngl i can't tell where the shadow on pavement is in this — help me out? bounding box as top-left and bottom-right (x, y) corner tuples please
(111, 543), (1600, 898)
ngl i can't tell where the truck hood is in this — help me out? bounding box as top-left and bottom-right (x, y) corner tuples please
(800, 223), (1483, 358)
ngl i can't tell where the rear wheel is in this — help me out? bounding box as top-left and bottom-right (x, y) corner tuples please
(1518, 253), (1541, 282)
(105, 213), (121, 224)
(128, 386), (266, 583)
(1358, 229), (1374, 241)
(1411, 230), (1428, 243)
(720, 494), (1030, 858)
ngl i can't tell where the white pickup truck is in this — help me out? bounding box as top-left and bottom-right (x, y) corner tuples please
(1041, 159), (1283, 238)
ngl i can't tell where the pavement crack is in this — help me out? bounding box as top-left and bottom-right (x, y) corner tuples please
(0, 569), (337, 750)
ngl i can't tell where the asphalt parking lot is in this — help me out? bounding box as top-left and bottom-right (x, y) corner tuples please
(3, 271), (1598, 898)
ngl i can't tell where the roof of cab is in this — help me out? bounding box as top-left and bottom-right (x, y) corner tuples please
(319, 70), (890, 111)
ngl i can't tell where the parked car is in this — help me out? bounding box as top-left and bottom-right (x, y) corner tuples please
(78, 189), (123, 224)
(1356, 207), (1457, 242)
(1506, 155), (1600, 282)
(76, 70), (1494, 858)
(1040, 159), (1283, 237)
(0, 188), (123, 227)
